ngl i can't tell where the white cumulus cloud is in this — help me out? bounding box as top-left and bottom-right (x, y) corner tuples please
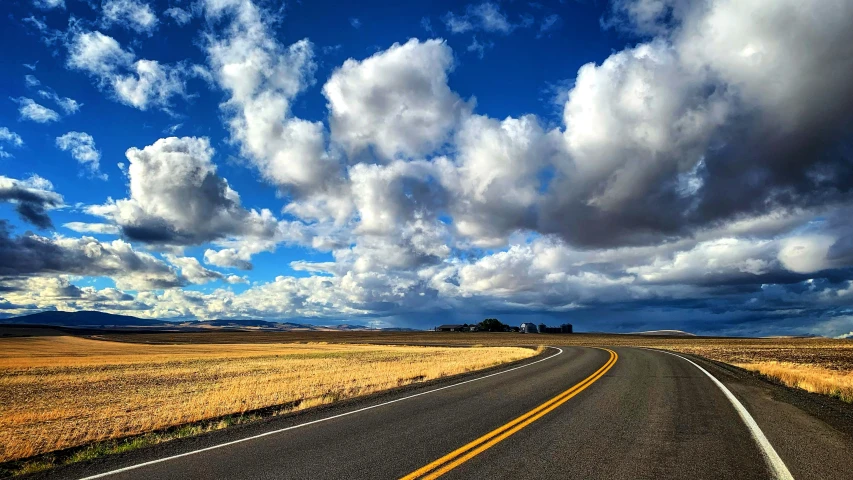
(324, 38), (470, 160)
(87, 136), (288, 255)
(204, 0), (346, 223)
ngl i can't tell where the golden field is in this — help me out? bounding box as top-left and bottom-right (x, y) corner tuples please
(654, 341), (853, 403)
(0, 335), (537, 463)
(91, 330), (853, 404)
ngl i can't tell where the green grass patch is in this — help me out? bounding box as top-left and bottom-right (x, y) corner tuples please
(0, 414), (264, 478)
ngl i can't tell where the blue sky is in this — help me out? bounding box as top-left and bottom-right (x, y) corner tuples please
(0, 0), (614, 286)
(1, 0), (853, 336)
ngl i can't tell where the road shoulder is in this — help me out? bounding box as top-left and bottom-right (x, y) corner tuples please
(680, 353), (853, 480)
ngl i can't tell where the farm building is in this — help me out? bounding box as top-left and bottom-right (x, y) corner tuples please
(538, 324), (574, 333)
(519, 322), (539, 333)
(435, 324), (466, 332)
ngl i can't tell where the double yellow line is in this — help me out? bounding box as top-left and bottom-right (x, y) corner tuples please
(401, 348), (618, 480)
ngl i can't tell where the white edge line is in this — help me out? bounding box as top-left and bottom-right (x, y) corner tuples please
(648, 348), (795, 480)
(79, 346), (565, 479)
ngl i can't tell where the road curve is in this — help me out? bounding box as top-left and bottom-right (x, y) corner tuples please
(39, 346), (853, 480)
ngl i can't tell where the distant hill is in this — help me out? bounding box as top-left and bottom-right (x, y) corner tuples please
(630, 330), (696, 336)
(761, 334), (824, 339)
(0, 311), (408, 331)
(0, 311), (174, 327)
(191, 319), (284, 328)
(333, 324), (371, 330)
(184, 320), (374, 330)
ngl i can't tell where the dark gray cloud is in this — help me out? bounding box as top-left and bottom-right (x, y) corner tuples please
(534, 0), (853, 249)
(0, 176), (63, 229)
(0, 220), (184, 289)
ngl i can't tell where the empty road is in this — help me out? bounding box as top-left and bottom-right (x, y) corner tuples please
(43, 346), (853, 480)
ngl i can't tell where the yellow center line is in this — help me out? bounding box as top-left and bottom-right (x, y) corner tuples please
(401, 348), (617, 480)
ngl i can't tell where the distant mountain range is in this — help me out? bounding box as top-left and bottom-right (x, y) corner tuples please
(0, 311), (418, 331)
(0, 311), (173, 327)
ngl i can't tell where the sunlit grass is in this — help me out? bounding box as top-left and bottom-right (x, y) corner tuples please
(82, 331), (853, 407)
(654, 342), (853, 403)
(0, 336), (536, 463)
(732, 361), (853, 403)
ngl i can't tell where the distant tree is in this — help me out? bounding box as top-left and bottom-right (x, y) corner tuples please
(478, 318), (506, 332)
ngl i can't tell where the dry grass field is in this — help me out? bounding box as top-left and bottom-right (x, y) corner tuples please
(655, 341), (853, 403)
(2, 329), (850, 471)
(90, 331), (853, 404)
(0, 335), (537, 463)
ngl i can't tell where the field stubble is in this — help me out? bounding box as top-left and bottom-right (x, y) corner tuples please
(118, 330), (852, 404)
(654, 342), (853, 403)
(93, 331), (853, 404)
(0, 336), (537, 463)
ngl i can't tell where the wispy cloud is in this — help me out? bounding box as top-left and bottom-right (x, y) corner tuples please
(65, 30), (189, 112)
(13, 97), (60, 123)
(467, 36), (494, 58)
(0, 127), (25, 158)
(443, 2), (530, 35)
(56, 131), (106, 179)
(22, 15), (66, 45)
(38, 90), (81, 114)
(537, 13), (562, 38)
(100, 0), (159, 35)
(24, 75), (40, 88)
(25, 75), (82, 114)
(32, 0), (64, 10)
(164, 7), (192, 26)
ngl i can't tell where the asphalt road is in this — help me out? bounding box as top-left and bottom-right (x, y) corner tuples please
(46, 346), (853, 480)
